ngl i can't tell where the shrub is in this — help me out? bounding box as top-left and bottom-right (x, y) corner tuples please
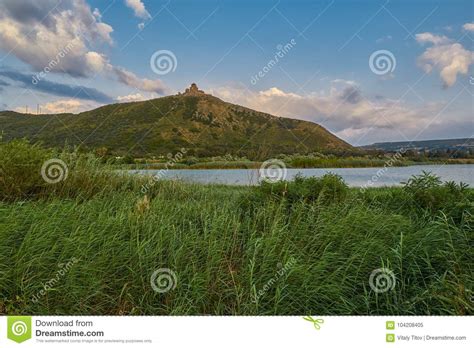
(403, 171), (472, 223)
(183, 156), (198, 166)
(0, 140), (139, 202)
(0, 140), (53, 200)
(404, 171), (460, 210)
(243, 173), (349, 210)
(314, 173), (349, 203)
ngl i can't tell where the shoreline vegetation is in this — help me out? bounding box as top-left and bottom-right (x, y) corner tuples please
(96, 147), (474, 170)
(124, 157), (474, 170)
(0, 140), (472, 315)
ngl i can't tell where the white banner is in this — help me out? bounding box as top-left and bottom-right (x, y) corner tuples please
(1, 316), (472, 347)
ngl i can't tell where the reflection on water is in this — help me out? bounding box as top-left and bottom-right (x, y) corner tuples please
(129, 164), (474, 187)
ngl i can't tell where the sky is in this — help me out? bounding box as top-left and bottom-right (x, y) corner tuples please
(0, 0), (472, 145)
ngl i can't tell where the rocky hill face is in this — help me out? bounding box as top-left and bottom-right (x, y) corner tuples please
(0, 84), (352, 158)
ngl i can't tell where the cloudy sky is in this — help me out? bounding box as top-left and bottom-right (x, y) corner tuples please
(0, 0), (472, 145)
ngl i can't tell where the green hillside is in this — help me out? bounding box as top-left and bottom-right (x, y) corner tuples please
(362, 138), (474, 152)
(0, 84), (352, 158)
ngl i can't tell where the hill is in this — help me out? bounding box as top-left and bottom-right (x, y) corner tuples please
(0, 83), (352, 158)
(362, 138), (474, 153)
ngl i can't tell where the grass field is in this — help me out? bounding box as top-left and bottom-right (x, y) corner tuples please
(0, 141), (473, 315)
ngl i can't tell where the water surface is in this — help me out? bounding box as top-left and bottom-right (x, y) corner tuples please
(129, 164), (474, 187)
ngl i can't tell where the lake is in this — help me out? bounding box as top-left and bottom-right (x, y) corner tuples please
(129, 164), (474, 187)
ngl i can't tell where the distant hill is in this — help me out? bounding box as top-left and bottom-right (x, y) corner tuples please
(362, 138), (474, 152)
(0, 83), (352, 158)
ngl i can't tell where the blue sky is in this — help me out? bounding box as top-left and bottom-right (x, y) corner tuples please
(0, 0), (473, 145)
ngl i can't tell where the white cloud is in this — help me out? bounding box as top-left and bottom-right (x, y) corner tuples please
(0, 0), (112, 77)
(111, 67), (167, 94)
(415, 33), (451, 45)
(124, 0), (151, 20)
(116, 93), (146, 102)
(463, 22), (474, 32)
(416, 32), (473, 88)
(210, 82), (454, 144)
(14, 99), (99, 114)
(0, 0), (166, 94)
(375, 35), (392, 44)
(40, 99), (87, 113)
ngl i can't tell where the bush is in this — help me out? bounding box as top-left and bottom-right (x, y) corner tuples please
(183, 156), (198, 166)
(243, 173), (349, 209)
(0, 140), (139, 202)
(403, 171), (472, 223)
(404, 171), (464, 210)
(0, 140), (53, 200)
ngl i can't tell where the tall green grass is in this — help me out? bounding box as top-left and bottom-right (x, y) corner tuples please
(0, 141), (472, 315)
